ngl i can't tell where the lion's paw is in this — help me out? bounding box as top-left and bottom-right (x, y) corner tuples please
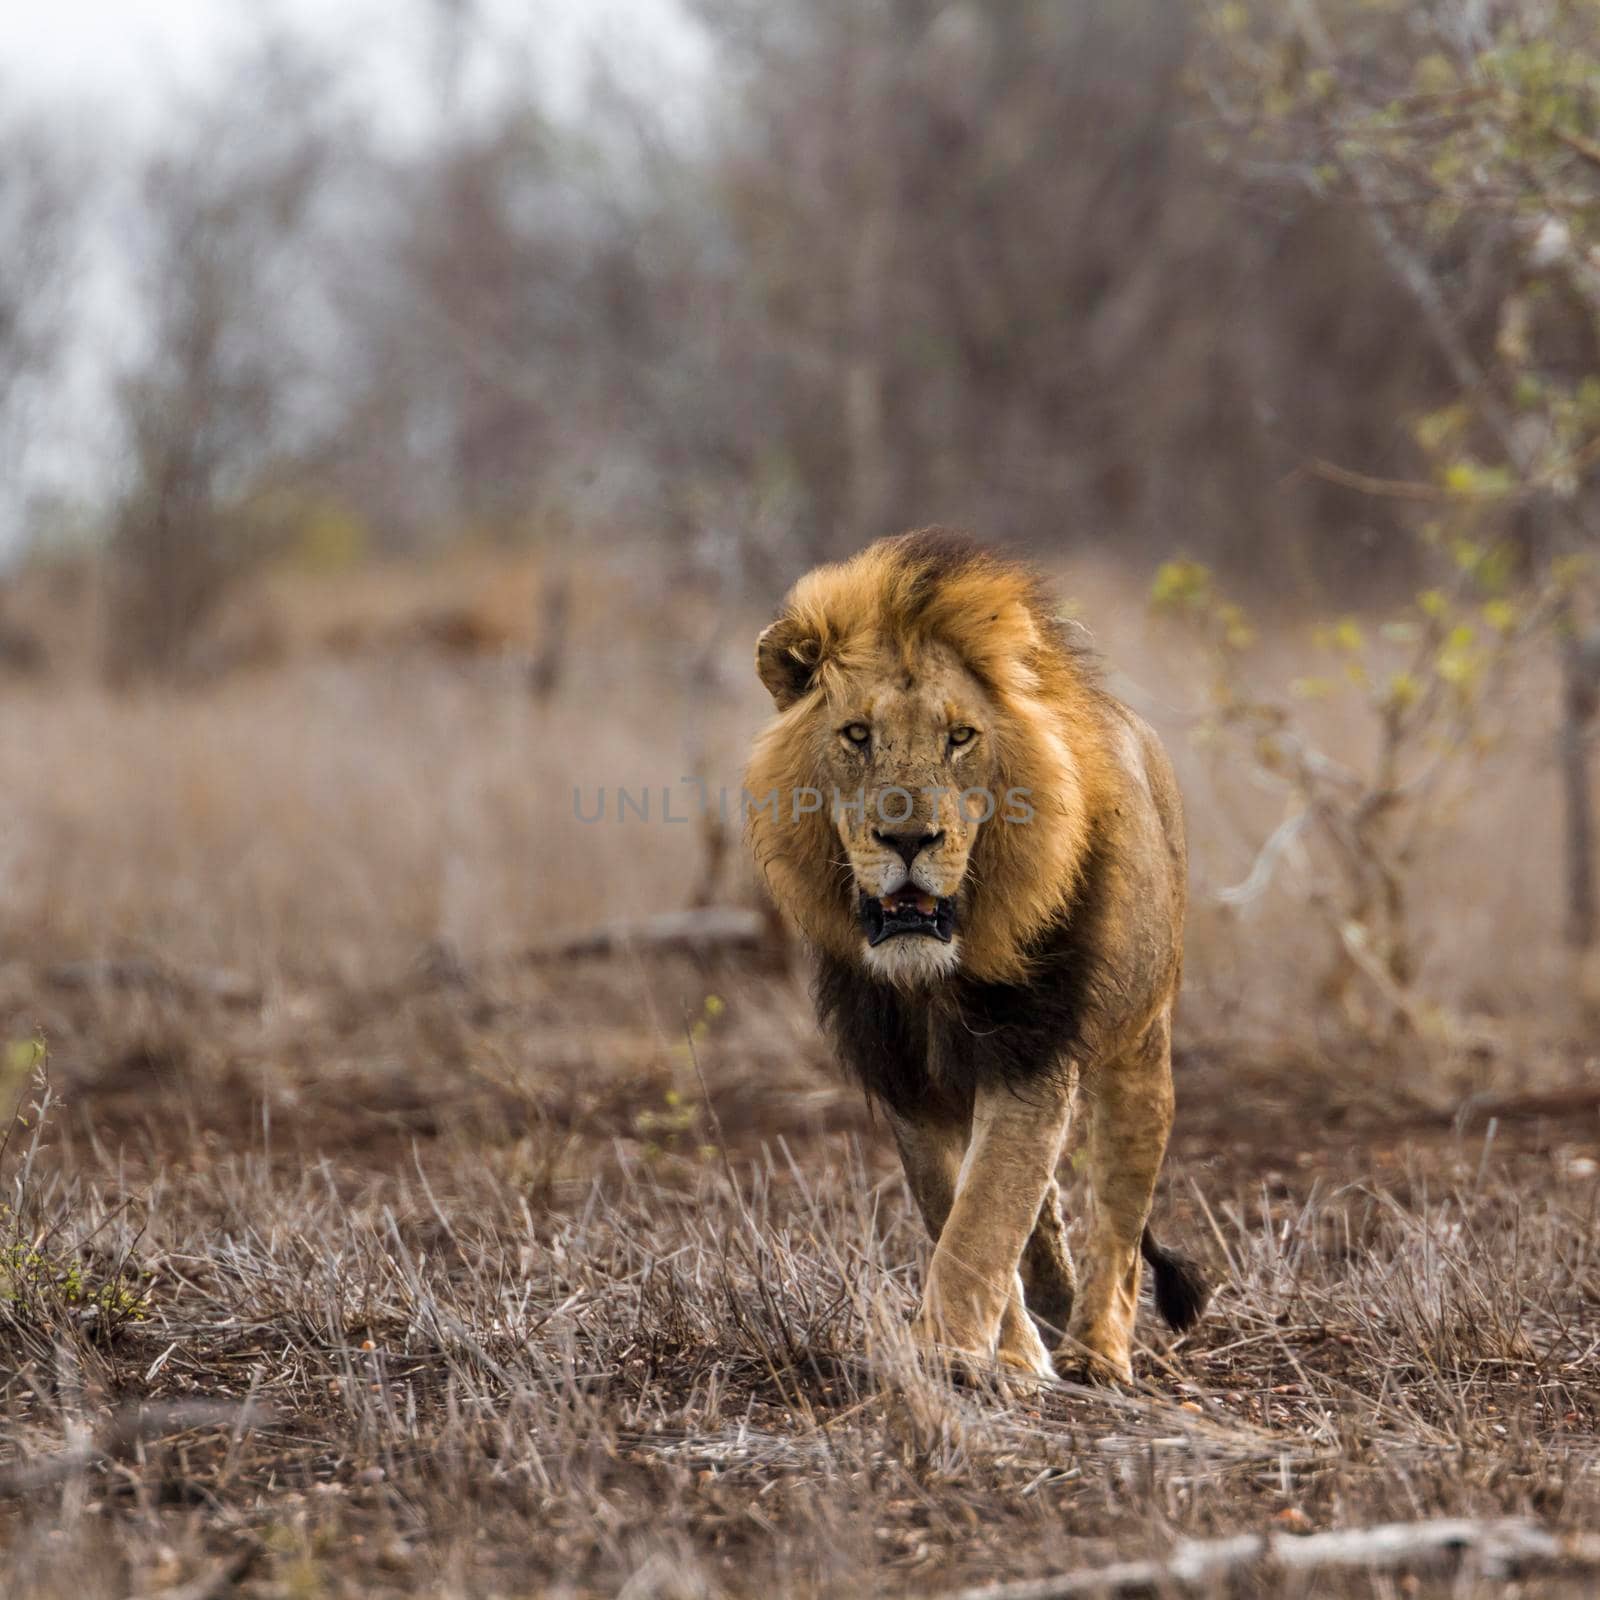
(1051, 1338), (1134, 1387)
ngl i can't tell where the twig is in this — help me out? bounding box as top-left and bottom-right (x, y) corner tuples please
(44, 959), (259, 1007)
(1216, 810), (1311, 906)
(935, 1517), (1600, 1600)
(0, 1402), (273, 1496)
(1551, 123), (1600, 178)
(523, 907), (769, 963)
(1306, 433), (1600, 505)
(1305, 458), (1498, 503)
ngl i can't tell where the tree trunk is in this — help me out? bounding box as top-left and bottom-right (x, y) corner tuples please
(1559, 620), (1600, 950)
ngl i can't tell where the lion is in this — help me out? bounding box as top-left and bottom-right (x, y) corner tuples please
(745, 529), (1208, 1383)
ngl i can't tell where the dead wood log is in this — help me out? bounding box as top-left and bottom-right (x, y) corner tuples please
(0, 1401), (273, 1496)
(44, 958), (259, 1007)
(523, 907), (770, 964)
(936, 1517), (1600, 1600)
(1445, 1083), (1600, 1128)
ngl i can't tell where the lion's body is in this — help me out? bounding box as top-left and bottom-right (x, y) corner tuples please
(746, 531), (1207, 1382)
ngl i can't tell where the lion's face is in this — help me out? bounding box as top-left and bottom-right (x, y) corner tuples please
(747, 531), (1098, 988)
(818, 642), (998, 982)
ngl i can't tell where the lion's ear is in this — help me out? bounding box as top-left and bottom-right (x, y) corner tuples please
(756, 616), (823, 709)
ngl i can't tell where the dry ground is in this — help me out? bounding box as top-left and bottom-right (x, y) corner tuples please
(2, 552), (1600, 1596)
(2, 949), (1600, 1598)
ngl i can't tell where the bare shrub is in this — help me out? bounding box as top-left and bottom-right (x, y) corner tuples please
(1200, 0), (1600, 975)
(1152, 553), (1561, 1037)
(104, 47), (334, 684)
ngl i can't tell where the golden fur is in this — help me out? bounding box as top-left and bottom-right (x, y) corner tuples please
(748, 532), (1112, 984)
(746, 530), (1207, 1383)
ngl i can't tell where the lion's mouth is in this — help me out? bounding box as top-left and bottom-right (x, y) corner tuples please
(858, 887), (957, 946)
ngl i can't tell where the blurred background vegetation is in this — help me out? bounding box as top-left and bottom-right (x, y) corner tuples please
(4, 0), (1600, 1054)
(6, 0), (1554, 617)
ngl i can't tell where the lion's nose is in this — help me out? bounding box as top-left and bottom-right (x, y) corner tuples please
(874, 829), (945, 869)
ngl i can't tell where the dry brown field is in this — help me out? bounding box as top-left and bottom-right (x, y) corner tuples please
(2, 552), (1598, 1598)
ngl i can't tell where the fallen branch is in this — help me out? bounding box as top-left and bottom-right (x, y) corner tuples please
(1445, 1084), (1600, 1129)
(524, 906), (772, 963)
(0, 1401), (273, 1496)
(938, 1517), (1600, 1600)
(45, 959), (259, 1008)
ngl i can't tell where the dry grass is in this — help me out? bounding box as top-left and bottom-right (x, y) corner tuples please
(0, 552), (1581, 1038)
(0, 555), (765, 982)
(2, 552), (1599, 1596)
(2, 976), (1598, 1598)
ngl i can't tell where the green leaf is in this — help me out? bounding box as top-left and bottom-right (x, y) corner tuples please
(1330, 618), (1366, 655)
(1483, 598), (1518, 633)
(1289, 676), (1336, 700)
(1150, 558), (1214, 612)
(1385, 671), (1422, 712)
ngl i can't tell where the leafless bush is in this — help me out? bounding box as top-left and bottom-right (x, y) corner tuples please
(1153, 553), (1564, 1038)
(673, 0), (1449, 592)
(225, 2), (1461, 604)
(0, 105), (81, 481)
(103, 47), (335, 683)
(0, 102), (83, 667)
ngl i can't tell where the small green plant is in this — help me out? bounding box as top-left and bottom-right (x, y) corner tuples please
(632, 1086), (700, 1148)
(633, 995), (726, 1160)
(0, 1036), (44, 1122)
(0, 1044), (152, 1340)
(1153, 558), (1551, 1035)
(0, 1236), (151, 1332)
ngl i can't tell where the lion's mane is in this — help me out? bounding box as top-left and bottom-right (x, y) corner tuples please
(745, 531), (1141, 1110)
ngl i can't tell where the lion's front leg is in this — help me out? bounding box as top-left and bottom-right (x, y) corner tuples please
(892, 1112), (1046, 1377)
(1021, 1175), (1076, 1346)
(1063, 1010), (1175, 1384)
(910, 1081), (1070, 1380)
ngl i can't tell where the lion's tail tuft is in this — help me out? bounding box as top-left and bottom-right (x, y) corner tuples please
(1140, 1226), (1211, 1333)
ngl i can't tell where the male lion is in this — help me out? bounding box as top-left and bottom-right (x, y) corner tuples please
(745, 530), (1208, 1383)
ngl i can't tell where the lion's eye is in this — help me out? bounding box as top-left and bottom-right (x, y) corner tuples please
(842, 723), (871, 746)
(948, 726), (977, 748)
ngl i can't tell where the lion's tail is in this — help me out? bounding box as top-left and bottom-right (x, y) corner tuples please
(1140, 1226), (1211, 1333)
